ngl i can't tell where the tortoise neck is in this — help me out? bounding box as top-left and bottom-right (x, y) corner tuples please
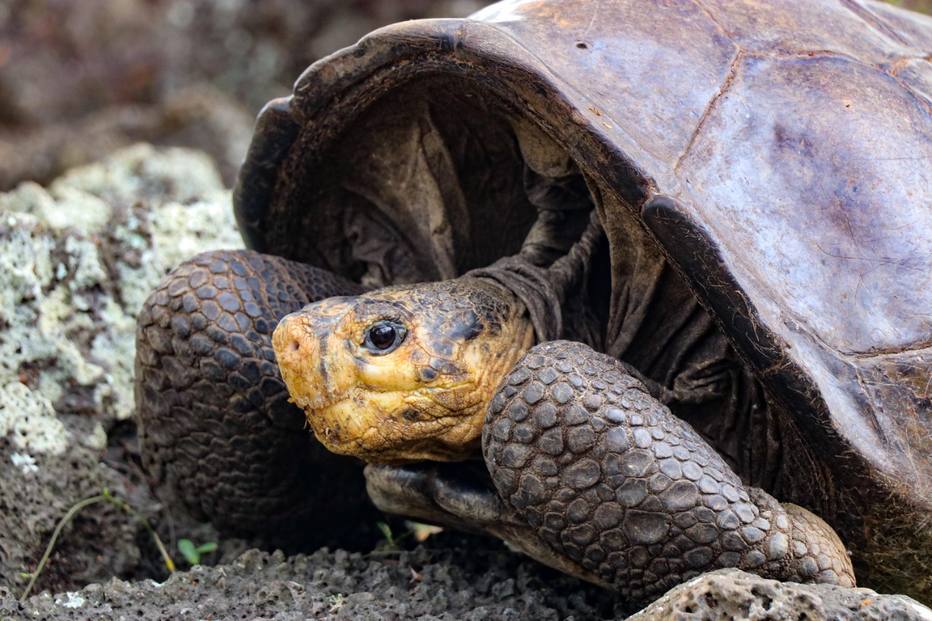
(545, 210), (603, 305)
(464, 212), (603, 345)
(465, 257), (562, 344)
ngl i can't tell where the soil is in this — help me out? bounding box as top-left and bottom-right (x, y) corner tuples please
(2, 536), (625, 620)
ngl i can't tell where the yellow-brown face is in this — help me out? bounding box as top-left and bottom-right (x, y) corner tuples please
(272, 278), (534, 463)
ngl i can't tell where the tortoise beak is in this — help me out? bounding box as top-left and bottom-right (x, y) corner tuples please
(272, 306), (387, 458)
(272, 310), (337, 413)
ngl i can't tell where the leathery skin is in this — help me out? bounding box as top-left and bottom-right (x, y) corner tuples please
(482, 341), (854, 606)
(135, 249), (375, 546)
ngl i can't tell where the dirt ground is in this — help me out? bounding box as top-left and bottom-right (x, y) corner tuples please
(3, 536), (628, 620)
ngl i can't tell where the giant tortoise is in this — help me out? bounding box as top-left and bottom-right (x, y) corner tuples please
(135, 0), (932, 607)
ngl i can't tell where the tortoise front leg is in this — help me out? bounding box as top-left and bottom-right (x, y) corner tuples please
(136, 249), (376, 547)
(482, 341), (855, 605)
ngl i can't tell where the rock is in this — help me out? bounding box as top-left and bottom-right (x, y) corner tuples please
(628, 569), (932, 621)
(0, 144), (242, 594)
(6, 547), (929, 620)
(0, 143), (240, 424)
(0, 412), (139, 596)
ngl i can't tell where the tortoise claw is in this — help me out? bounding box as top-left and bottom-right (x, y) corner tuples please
(364, 461), (612, 587)
(364, 461), (510, 534)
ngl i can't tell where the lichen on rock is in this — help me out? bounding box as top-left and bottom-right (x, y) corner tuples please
(0, 144), (242, 594)
(0, 143), (241, 424)
(0, 382), (70, 456)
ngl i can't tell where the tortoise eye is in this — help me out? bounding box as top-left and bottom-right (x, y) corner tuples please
(363, 320), (407, 354)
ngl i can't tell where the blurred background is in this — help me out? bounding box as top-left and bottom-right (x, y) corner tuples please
(0, 0), (928, 192)
(0, 0), (486, 190)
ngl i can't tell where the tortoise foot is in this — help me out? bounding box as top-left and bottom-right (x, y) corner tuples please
(135, 249), (375, 547)
(364, 460), (613, 587)
(482, 341), (855, 607)
(364, 461), (509, 533)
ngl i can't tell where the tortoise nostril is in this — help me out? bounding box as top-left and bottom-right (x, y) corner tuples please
(290, 340), (300, 352)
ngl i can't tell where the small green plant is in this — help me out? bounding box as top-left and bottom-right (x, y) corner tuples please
(177, 538), (218, 566)
(20, 488), (175, 602)
(372, 520), (441, 555)
(375, 521), (399, 549)
(327, 593), (346, 613)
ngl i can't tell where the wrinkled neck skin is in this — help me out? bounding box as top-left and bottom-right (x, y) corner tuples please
(273, 277), (536, 463)
(402, 276), (537, 461)
(468, 210), (604, 346)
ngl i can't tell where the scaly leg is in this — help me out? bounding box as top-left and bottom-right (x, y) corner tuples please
(482, 341), (854, 605)
(135, 249), (375, 547)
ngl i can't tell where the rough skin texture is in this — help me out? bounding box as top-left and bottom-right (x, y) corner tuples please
(482, 341), (854, 607)
(135, 249), (376, 546)
(273, 278), (534, 462)
(267, 261), (856, 605)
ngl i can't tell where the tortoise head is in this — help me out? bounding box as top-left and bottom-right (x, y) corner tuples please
(272, 278), (534, 463)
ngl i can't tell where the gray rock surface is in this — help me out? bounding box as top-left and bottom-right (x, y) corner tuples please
(0, 144), (241, 594)
(5, 550), (932, 621)
(0, 143), (240, 425)
(629, 569), (932, 621)
(0, 545), (623, 621)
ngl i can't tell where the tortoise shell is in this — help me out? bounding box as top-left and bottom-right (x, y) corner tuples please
(234, 0), (931, 597)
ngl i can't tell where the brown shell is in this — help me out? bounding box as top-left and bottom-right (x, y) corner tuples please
(234, 0), (931, 591)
